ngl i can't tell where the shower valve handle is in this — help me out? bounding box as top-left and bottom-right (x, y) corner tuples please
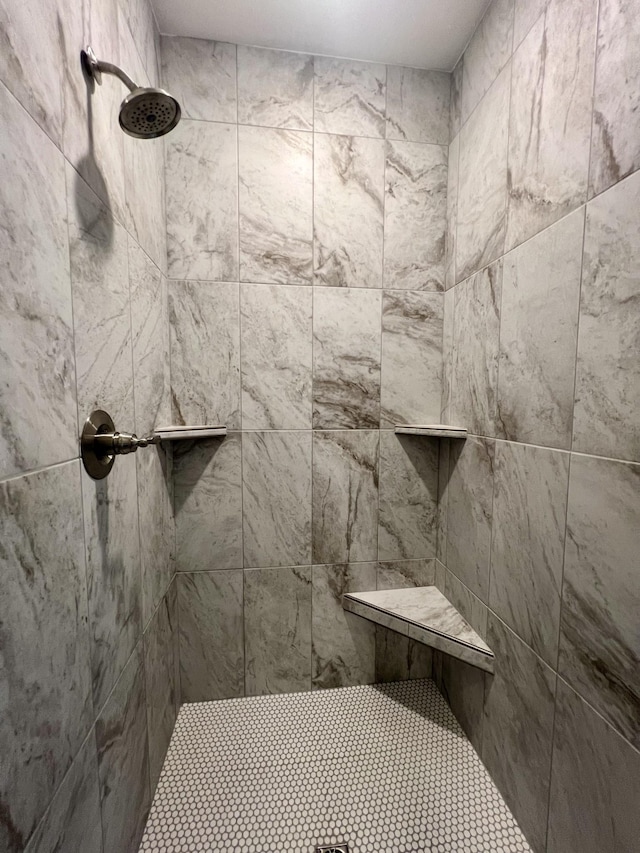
(81, 409), (161, 480)
(93, 430), (161, 455)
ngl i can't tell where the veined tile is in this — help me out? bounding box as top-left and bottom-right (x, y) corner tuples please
(314, 57), (386, 138)
(238, 46), (313, 130)
(461, 0), (514, 125)
(444, 133), (459, 290)
(386, 67), (450, 144)
(161, 37), (236, 122)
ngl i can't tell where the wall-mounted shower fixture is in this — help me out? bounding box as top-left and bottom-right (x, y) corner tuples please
(81, 409), (161, 480)
(80, 45), (181, 138)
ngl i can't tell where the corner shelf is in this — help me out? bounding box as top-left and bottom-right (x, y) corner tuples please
(343, 586), (494, 673)
(154, 425), (227, 441)
(395, 424), (468, 438)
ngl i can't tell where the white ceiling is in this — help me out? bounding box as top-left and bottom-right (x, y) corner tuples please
(151, 0), (491, 71)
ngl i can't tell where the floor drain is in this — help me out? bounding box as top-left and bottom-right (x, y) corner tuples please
(316, 846), (349, 853)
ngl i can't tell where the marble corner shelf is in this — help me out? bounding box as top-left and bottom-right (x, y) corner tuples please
(154, 425), (227, 441)
(343, 586), (494, 673)
(395, 424), (468, 438)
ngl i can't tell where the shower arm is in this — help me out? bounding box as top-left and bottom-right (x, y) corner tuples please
(81, 46), (137, 92)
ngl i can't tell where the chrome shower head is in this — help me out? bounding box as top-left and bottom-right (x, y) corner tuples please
(81, 45), (181, 139)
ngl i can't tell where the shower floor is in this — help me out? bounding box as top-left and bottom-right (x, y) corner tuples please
(140, 679), (532, 853)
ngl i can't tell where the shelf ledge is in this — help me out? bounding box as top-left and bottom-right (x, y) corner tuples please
(395, 424), (468, 438)
(154, 425), (227, 441)
(343, 586), (494, 673)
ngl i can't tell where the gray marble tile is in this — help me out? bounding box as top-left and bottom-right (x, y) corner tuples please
(386, 67), (450, 144)
(68, 163), (134, 431)
(242, 431), (312, 568)
(239, 126), (313, 284)
(166, 120), (238, 281)
(436, 441), (450, 564)
(442, 568), (488, 640)
(119, 0), (160, 85)
(311, 563), (377, 689)
(490, 442), (569, 666)
(0, 82), (76, 479)
(437, 654), (486, 752)
(0, 462), (92, 851)
(383, 140), (448, 291)
(378, 431), (438, 561)
(456, 64), (509, 282)
(83, 457), (142, 712)
(312, 431), (379, 565)
(245, 566), (312, 695)
(314, 57), (386, 138)
(144, 584), (178, 792)
(573, 171), (640, 462)
(314, 133), (385, 288)
(24, 730), (102, 853)
(380, 291), (443, 427)
(375, 625), (433, 683)
(513, 0), (548, 47)
(161, 37), (237, 122)
(559, 455), (640, 747)
(446, 436), (494, 602)
(451, 260), (502, 437)
(440, 289), (455, 425)
(312, 288), (381, 429)
(96, 644), (150, 853)
(450, 59), (462, 140)
(177, 571), (244, 702)
(241, 284), (312, 429)
(590, 0), (640, 197)
(137, 447), (174, 627)
(169, 280), (240, 429)
(461, 0), (514, 125)
(547, 679), (640, 853)
(444, 133), (459, 291)
(506, 0), (598, 251)
(173, 434), (243, 572)
(238, 46), (313, 130)
(498, 209), (583, 449)
(130, 239), (170, 437)
(482, 615), (556, 852)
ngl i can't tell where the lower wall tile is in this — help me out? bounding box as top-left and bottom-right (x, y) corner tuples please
(177, 571), (244, 703)
(547, 679), (640, 853)
(245, 566), (312, 695)
(437, 655), (485, 751)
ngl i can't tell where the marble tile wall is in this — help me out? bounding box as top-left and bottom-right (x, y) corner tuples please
(164, 38), (448, 704)
(440, 0), (640, 849)
(0, 1), (177, 851)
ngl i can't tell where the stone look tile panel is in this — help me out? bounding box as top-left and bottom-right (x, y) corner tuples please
(385, 66), (450, 144)
(238, 46), (313, 130)
(161, 37), (237, 122)
(314, 57), (386, 138)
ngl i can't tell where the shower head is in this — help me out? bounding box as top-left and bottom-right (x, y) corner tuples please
(81, 45), (181, 139)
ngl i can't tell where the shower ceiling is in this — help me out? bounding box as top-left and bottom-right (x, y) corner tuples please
(150, 0), (491, 70)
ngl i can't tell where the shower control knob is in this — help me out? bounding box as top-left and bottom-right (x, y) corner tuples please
(81, 409), (161, 480)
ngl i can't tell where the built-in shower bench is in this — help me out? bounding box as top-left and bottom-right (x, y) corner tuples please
(343, 586), (494, 673)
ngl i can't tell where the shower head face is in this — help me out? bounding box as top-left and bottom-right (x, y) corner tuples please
(119, 87), (181, 138)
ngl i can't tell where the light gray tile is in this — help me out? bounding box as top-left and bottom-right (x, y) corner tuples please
(548, 680), (640, 853)
(380, 291), (443, 428)
(490, 442), (569, 665)
(166, 120), (238, 281)
(451, 260), (502, 438)
(559, 455), (640, 748)
(242, 432), (312, 568)
(0, 82), (76, 479)
(386, 67), (450, 144)
(590, 0), (640, 197)
(239, 126), (312, 284)
(383, 140), (447, 291)
(169, 280), (241, 430)
(311, 563), (377, 689)
(444, 133), (459, 291)
(245, 566), (312, 695)
(506, 0), (598, 251)
(438, 655), (486, 751)
(312, 288), (381, 429)
(314, 57), (386, 137)
(119, 0), (160, 85)
(498, 209), (583, 449)
(314, 133), (385, 289)
(137, 447), (173, 627)
(177, 571), (244, 702)
(0, 462), (92, 850)
(161, 37), (237, 122)
(68, 164), (134, 431)
(241, 284), (312, 429)
(440, 289), (455, 424)
(173, 434), (243, 573)
(144, 584), (178, 792)
(443, 568), (488, 640)
(513, 0), (548, 47)
(461, 0), (514, 124)
(446, 436), (494, 602)
(238, 46), (313, 130)
(450, 59), (462, 140)
(377, 558), (436, 590)
(312, 431), (379, 565)
(378, 431), (438, 561)
(24, 731), (102, 853)
(456, 63), (509, 282)
(573, 171), (640, 462)
(83, 457), (141, 711)
(436, 441), (450, 564)
(96, 645), (150, 853)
